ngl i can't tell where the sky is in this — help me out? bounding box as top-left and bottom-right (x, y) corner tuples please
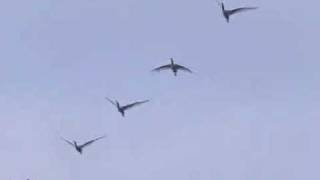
(0, 0), (319, 179)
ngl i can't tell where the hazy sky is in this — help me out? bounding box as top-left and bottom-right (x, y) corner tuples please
(0, 0), (319, 179)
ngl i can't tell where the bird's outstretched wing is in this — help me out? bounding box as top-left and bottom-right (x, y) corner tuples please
(152, 64), (171, 72)
(175, 64), (192, 73)
(229, 7), (258, 15)
(80, 135), (106, 149)
(105, 97), (117, 106)
(122, 100), (149, 111)
(61, 137), (75, 147)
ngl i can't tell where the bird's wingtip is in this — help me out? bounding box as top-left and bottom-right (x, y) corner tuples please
(101, 134), (107, 139)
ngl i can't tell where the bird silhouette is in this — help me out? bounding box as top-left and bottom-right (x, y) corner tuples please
(61, 135), (106, 154)
(218, 2), (258, 22)
(152, 58), (192, 76)
(105, 98), (149, 117)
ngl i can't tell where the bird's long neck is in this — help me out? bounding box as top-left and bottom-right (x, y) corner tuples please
(116, 101), (120, 109)
(221, 3), (225, 11)
(73, 141), (78, 147)
(170, 58), (174, 66)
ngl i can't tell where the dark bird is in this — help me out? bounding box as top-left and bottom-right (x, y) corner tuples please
(105, 98), (149, 117)
(218, 2), (258, 22)
(152, 58), (192, 76)
(61, 135), (106, 154)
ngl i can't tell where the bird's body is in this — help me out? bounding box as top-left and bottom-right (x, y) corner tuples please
(106, 98), (149, 117)
(152, 58), (192, 76)
(61, 136), (105, 154)
(219, 2), (257, 22)
(76, 147), (82, 154)
(115, 101), (125, 116)
(74, 141), (83, 154)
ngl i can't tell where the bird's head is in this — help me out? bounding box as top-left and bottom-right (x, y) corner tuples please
(216, 1), (224, 9)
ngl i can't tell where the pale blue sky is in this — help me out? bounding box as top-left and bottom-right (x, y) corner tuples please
(0, 0), (319, 180)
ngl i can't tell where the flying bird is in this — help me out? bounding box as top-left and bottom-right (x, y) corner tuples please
(105, 98), (149, 117)
(152, 58), (192, 76)
(61, 135), (106, 154)
(218, 2), (258, 22)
